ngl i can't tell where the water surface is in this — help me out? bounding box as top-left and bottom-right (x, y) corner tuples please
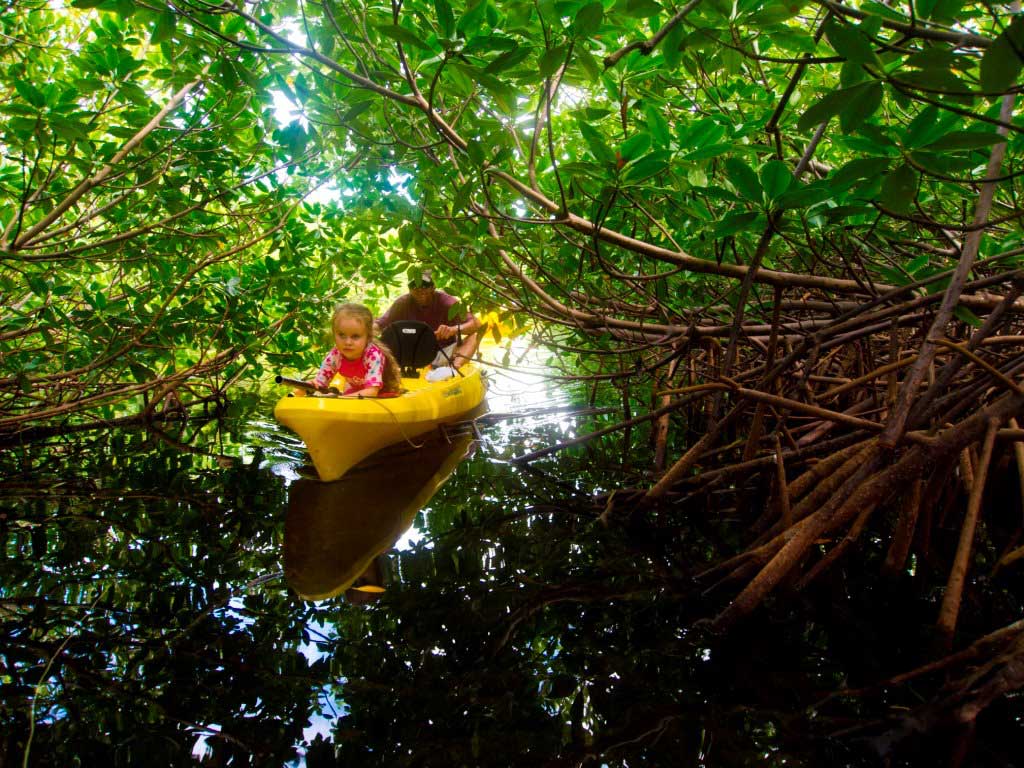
(3, 360), (1017, 766)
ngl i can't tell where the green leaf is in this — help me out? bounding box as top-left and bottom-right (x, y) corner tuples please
(924, 130), (1006, 151)
(618, 0), (664, 17)
(797, 86), (853, 132)
(644, 105), (671, 148)
(376, 24), (433, 50)
(880, 163), (916, 213)
(840, 59), (868, 89)
(620, 132), (652, 161)
(662, 16), (686, 69)
(151, 11), (176, 44)
(748, 2), (806, 26)
(682, 119), (726, 147)
(556, 161), (603, 178)
(760, 160), (792, 201)
(434, 0), (456, 37)
(904, 47), (959, 70)
(854, 122), (899, 151)
(931, 0), (965, 22)
(768, 29), (817, 54)
(452, 62), (515, 108)
(832, 157), (892, 189)
(897, 68), (970, 99)
(28, 276), (49, 296)
(216, 59), (239, 90)
(682, 143), (732, 161)
(51, 118), (91, 142)
(954, 305), (983, 327)
(823, 204), (875, 222)
(128, 361), (156, 383)
(713, 211), (760, 237)
(914, 0), (939, 19)
(622, 150), (673, 183)
(980, 16), (1024, 95)
(839, 80), (883, 132)
(860, 1), (909, 21)
(462, 34), (517, 54)
(573, 2), (604, 37)
(905, 253), (930, 275)
(903, 105), (960, 149)
(575, 46), (602, 81)
(775, 182), (834, 211)
(485, 46), (531, 73)
(873, 264), (912, 286)
(577, 120), (615, 165)
(725, 158), (762, 203)
(13, 80), (47, 109)
(457, 0), (490, 36)
(824, 18), (880, 68)
(538, 46), (566, 78)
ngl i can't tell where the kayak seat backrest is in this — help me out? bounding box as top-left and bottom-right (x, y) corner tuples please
(380, 320), (438, 378)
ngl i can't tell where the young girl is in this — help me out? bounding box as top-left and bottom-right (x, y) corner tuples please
(312, 303), (401, 397)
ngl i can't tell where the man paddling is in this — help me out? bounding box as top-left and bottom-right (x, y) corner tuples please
(375, 267), (480, 374)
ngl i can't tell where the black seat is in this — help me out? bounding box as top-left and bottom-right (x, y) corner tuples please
(379, 321), (438, 377)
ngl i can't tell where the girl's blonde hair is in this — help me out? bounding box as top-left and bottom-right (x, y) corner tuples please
(332, 302), (402, 393)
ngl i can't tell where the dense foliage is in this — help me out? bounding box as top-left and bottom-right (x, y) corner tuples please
(3, 0), (1023, 430)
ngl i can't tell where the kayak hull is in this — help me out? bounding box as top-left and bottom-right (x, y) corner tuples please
(274, 363), (486, 481)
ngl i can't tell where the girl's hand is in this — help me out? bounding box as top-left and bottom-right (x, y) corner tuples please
(344, 386), (380, 398)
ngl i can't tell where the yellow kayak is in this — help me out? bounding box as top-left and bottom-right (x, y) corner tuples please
(274, 361), (486, 482)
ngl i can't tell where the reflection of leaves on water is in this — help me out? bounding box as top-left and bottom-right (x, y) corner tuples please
(3, 401), (1022, 766)
(0, 428), (311, 764)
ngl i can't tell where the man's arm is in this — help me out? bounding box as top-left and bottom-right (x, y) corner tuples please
(436, 305), (479, 342)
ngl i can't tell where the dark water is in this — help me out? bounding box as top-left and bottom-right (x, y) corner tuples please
(1, 362), (1021, 766)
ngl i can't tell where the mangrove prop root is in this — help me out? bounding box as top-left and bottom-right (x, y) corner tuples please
(753, 439), (877, 548)
(712, 449), (884, 632)
(712, 388), (1024, 630)
(881, 478), (924, 578)
(936, 418), (1001, 652)
(786, 439), (871, 501)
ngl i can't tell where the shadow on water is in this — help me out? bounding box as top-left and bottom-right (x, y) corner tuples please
(1, 359), (1021, 766)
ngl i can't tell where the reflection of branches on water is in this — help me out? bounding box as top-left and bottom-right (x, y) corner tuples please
(473, 405), (617, 425)
(156, 571), (285, 654)
(515, 462), (599, 505)
(148, 422), (238, 467)
(512, 397), (695, 464)
(819, 620), (1024, 746)
(0, 484), (222, 518)
(564, 714), (680, 768)
(492, 583), (659, 655)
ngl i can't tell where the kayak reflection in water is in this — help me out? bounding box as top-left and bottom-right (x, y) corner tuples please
(283, 434), (474, 602)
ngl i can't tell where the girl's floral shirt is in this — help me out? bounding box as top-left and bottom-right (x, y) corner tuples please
(313, 342), (386, 394)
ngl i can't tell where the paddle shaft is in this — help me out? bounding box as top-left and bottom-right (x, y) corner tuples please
(275, 375), (315, 390)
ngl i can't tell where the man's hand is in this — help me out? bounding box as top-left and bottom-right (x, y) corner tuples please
(435, 324), (459, 342)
